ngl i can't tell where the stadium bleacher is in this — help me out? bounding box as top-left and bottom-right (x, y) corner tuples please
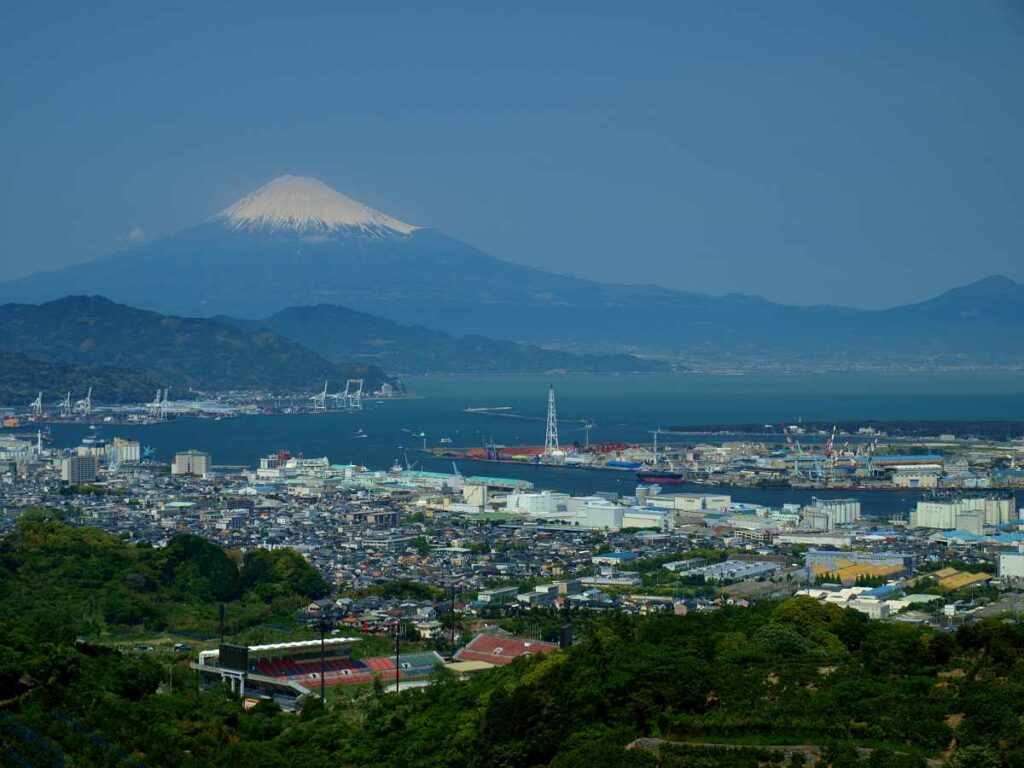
(253, 651), (443, 688)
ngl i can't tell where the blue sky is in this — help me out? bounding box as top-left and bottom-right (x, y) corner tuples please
(1, 1), (1021, 307)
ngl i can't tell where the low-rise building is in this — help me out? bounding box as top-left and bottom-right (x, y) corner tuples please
(998, 551), (1024, 579)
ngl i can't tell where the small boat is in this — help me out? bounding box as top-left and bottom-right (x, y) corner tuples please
(355, 428), (368, 438)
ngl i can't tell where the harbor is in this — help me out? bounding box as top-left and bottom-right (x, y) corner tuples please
(4, 374), (1022, 520)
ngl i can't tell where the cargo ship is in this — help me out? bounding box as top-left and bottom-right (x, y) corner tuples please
(636, 469), (685, 484)
(605, 459), (643, 471)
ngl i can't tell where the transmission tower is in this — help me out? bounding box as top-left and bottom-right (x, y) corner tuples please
(544, 385), (560, 455)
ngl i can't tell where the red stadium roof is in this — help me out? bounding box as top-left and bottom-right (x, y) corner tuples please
(454, 632), (558, 666)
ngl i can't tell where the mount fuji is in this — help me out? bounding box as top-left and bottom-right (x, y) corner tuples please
(216, 175), (419, 237)
(2, 175), (1022, 368)
(0, 175), (586, 329)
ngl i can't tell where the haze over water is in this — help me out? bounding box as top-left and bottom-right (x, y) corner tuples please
(43, 373), (1024, 519)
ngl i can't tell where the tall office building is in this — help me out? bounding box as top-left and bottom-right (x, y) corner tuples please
(61, 455), (98, 483)
(171, 449), (212, 477)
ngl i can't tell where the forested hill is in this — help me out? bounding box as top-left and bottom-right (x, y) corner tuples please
(0, 296), (397, 394)
(2, 516), (1024, 766)
(0, 513), (329, 641)
(0, 350), (164, 405)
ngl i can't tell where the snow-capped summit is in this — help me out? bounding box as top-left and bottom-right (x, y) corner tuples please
(215, 175), (418, 237)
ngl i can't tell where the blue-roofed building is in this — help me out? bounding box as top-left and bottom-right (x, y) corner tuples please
(991, 532), (1024, 546)
(861, 584), (899, 600)
(870, 454), (946, 466)
(928, 529), (987, 544)
(592, 551), (639, 566)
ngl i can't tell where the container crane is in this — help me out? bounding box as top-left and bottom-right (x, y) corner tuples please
(311, 380), (328, 412)
(74, 387), (93, 417)
(344, 379), (364, 410)
(781, 423), (805, 478)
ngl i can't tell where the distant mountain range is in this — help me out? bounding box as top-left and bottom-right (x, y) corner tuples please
(218, 305), (667, 374)
(0, 296), (395, 398)
(0, 295), (663, 404)
(1, 175), (1021, 369)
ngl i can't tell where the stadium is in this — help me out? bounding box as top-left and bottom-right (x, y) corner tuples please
(192, 638), (445, 709)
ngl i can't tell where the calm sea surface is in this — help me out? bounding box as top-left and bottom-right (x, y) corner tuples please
(44, 373), (1024, 519)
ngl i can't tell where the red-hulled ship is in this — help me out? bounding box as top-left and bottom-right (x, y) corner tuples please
(636, 469), (684, 484)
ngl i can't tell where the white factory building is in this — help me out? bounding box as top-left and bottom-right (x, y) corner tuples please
(910, 494), (1015, 530)
(111, 437), (141, 465)
(505, 491), (570, 517)
(502, 492), (672, 532)
(998, 551), (1024, 580)
(645, 492), (731, 513)
(800, 498), (861, 531)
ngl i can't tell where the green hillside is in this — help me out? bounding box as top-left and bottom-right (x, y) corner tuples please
(0, 296), (397, 393)
(0, 351), (164, 405)
(0, 512), (328, 640)
(3, 516), (1024, 766)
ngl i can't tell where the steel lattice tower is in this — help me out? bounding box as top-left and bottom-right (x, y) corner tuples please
(544, 385), (559, 455)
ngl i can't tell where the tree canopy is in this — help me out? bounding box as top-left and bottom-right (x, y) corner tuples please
(4, 520), (1024, 766)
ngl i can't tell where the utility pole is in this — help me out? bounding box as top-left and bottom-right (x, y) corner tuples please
(219, 603), (226, 646)
(449, 585), (459, 658)
(318, 615), (328, 704)
(393, 620), (402, 694)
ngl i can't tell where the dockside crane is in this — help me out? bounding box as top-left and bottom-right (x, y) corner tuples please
(582, 418), (596, 450)
(781, 423), (805, 478)
(148, 389), (163, 420)
(485, 436), (500, 461)
(344, 379), (364, 410)
(650, 428), (661, 465)
(30, 392), (43, 418)
(149, 388), (171, 420)
(403, 450), (418, 471)
(823, 424), (838, 484)
(311, 380), (328, 412)
(74, 387), (93, 417)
